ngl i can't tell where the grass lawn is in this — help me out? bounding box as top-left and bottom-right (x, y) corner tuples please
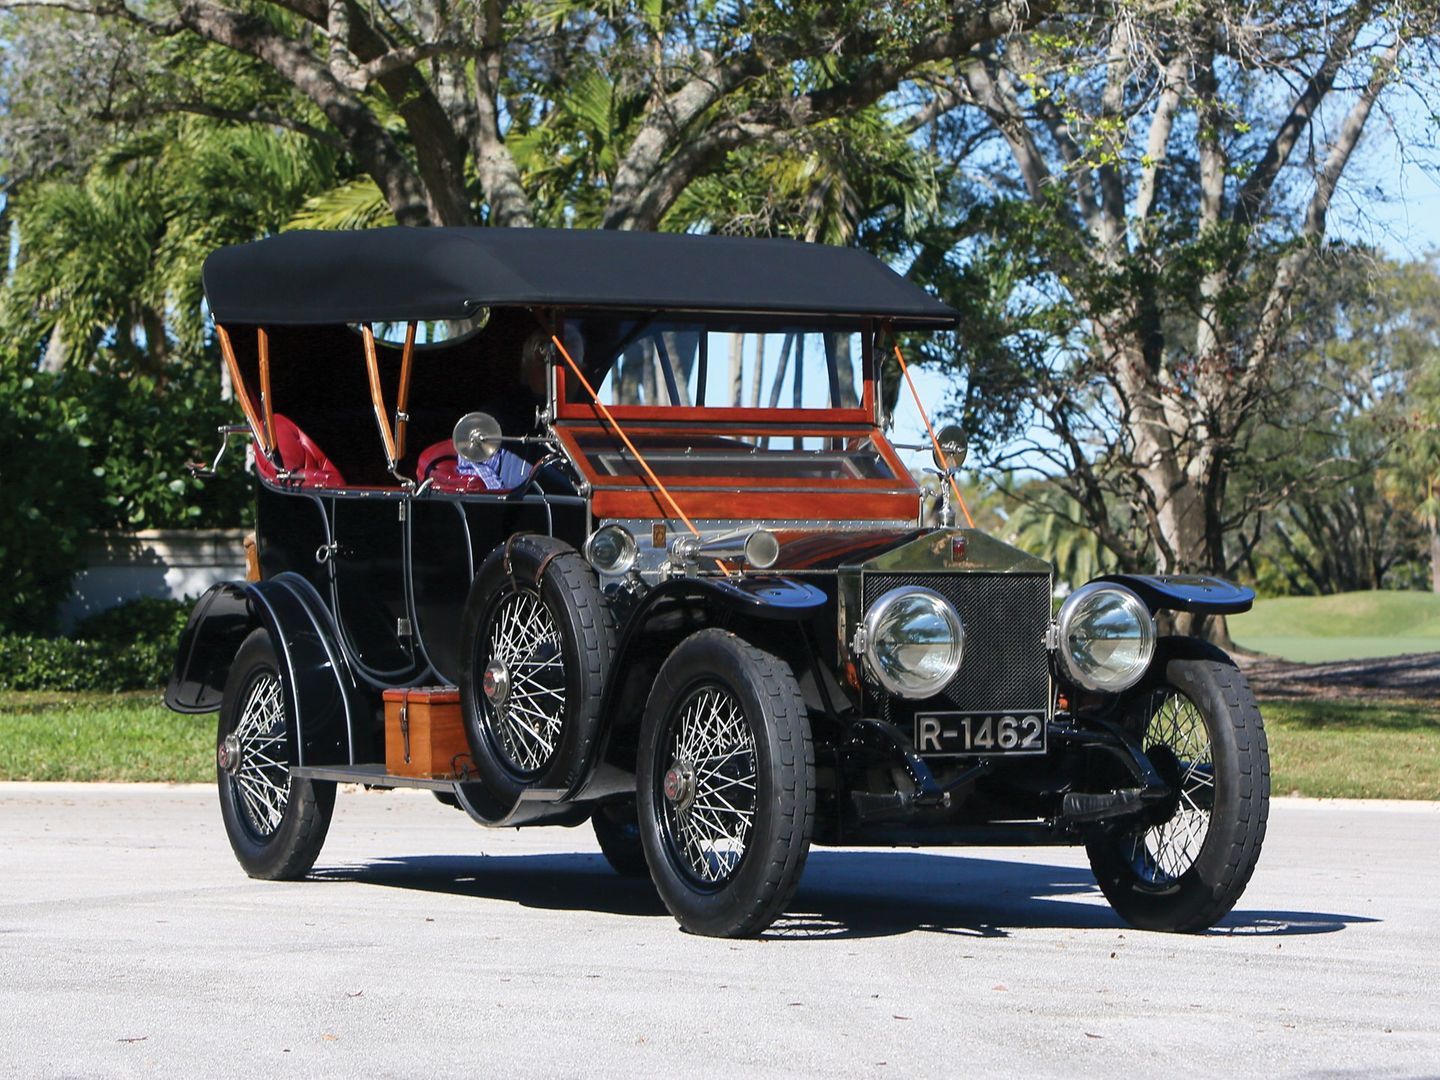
(0, 691), (212, 783)
(1264, 699), (1440, 801)
(2, 690), (1437, 801)
(1231, 590), (1440, 662)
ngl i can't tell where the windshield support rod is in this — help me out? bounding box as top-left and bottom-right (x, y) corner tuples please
(216, 323), (274, 462)
(361, 323), (400, 470)
(257, 327), (276, 451)
(395, 322), (416, 459)
(888, 328), (974, 528)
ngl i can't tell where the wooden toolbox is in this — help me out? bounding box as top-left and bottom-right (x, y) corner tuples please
(383, 686), (470, 779)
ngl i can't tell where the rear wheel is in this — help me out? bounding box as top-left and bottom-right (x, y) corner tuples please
(637, 630), (813, 937)
(217, 629), (335, 880)
(1086, 644), (1269, 932)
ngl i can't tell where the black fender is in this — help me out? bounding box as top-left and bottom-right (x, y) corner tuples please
(570, 574), (827, 801)
(164, 573), (360, 767)
(1096, 574), (1254, 616)
(165, 581), (251, 715)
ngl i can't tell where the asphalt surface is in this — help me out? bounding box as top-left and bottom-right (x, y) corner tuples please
(1, 784), (1437, 1079)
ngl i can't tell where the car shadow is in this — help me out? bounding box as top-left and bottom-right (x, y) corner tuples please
(309, 849), (1377, 941)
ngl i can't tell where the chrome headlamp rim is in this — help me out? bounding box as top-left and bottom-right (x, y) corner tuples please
(862, 585), (965, 700)
(1054, 581), (1156, 693)
(583, 523), (638, 575)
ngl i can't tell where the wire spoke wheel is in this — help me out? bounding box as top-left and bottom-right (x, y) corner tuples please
(216, 629), (334, 881)
(230, 671), (292, 841)
(482, 588), (566, 776)
(660, 684), (759, 889)
(1126, 690), (1215, 884)
(1085, 645), (1268, 933)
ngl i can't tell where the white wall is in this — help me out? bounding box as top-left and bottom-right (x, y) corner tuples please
(59, 529), (248, 632)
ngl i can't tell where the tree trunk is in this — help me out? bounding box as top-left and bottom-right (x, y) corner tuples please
(1431, 526), (1440, 593)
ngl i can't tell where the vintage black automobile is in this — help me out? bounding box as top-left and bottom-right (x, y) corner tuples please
(167, 227), (1268, 938)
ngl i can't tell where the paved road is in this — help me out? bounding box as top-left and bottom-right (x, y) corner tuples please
(2, 784), (1437, 1079)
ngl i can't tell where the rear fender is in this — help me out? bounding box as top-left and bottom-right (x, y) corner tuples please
(164, 573), (359, 767)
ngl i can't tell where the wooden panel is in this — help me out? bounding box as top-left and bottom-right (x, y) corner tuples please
(554, 425), (916, 485)
(591, 488), (919, 522)
(383, 687), (469, 779)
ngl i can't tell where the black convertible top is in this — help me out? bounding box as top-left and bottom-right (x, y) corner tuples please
(202, 227), (958, 328)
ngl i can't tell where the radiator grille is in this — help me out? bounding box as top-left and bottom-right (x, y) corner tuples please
(861, 572), (1053, 722)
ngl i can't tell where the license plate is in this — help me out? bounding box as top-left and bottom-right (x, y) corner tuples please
(915, 712), (1047, 756)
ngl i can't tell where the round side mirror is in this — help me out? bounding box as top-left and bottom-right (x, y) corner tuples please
(933, 424), (968, 471)
(454, 411), (503, 463)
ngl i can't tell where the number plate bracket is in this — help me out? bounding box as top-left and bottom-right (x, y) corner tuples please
(914, 712), (1048, 757)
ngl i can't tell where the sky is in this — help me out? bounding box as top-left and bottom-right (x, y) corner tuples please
(886, 125), (1440, 479)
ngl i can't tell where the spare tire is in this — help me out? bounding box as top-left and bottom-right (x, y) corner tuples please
(459, 534), (616, 806)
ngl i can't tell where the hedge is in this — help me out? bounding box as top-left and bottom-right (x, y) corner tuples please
(0, 597), (192, 692)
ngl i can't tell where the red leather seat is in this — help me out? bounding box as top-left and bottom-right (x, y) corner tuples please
(418, 439), (490, 493)
(254, 414), (346, 487)
(418, 439), (531, 493)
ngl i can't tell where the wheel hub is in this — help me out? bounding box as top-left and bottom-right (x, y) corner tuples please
(663, 762), (696, 811)
(217, 733), (241, 774)
(482, 658), (510, 706)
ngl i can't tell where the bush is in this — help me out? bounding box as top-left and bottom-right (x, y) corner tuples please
(0, 368), (97, 635)
(73, 596), (192, 648)
(0, 352), (249, 635)
(0, 635), (174, 692)
(0, 598), (193, 692)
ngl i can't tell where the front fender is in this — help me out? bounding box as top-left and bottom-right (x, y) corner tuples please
(570, 574), (828, 801)
(164, 573), (359, 767)
(1097, 573), (1254, 616)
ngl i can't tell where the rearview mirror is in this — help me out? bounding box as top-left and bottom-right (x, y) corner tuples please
(933, 424), (968, 471)
(454, 411), (502, 463)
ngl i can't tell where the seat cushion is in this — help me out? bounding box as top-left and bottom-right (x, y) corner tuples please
(255, 414), (346, 487)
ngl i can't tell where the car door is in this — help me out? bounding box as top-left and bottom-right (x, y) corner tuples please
(328, 493), (416, 679)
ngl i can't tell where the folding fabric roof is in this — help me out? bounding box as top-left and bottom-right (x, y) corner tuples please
(203, 227), (959, 328)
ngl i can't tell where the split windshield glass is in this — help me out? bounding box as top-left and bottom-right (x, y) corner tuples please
(569, 318), (866, 411)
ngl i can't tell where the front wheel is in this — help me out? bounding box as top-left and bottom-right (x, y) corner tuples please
(1086, 642), (1269, 932)
(217, 629), (335, 880)
(637, 630), (814, 938)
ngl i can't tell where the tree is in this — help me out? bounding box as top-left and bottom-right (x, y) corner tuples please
(908, 1), (1439, 635)
(0, 0), (1064, 233)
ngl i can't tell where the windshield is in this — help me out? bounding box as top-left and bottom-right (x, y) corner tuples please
(570, 430), (898, 482)
(566, 319), (867, 412)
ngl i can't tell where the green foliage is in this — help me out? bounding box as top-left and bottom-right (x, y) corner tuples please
(58, 360), (250, 530)
(0, 597), (191, 692)
(0, 367), (96, 634)
(2, 120), (342, 364)
(0, 635), (173, 692)
(0, 358), (245, 633)
(73, 597), (192, 650)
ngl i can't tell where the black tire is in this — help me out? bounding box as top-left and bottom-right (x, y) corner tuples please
(1086, 640), (1270, 932)
(217, 628), (336, 880)
(459, 535), (616, 806)
(591, 801), (650, 877)
(637, 629), (814, 937)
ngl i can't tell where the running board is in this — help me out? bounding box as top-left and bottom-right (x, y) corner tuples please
(292, 763), (455, 791)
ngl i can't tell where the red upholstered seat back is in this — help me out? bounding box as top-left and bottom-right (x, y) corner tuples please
(417, 438), (490, 494)
(254, 414), (346, 487)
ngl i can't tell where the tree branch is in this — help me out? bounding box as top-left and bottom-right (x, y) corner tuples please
(1232, 0), (1374, 228)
